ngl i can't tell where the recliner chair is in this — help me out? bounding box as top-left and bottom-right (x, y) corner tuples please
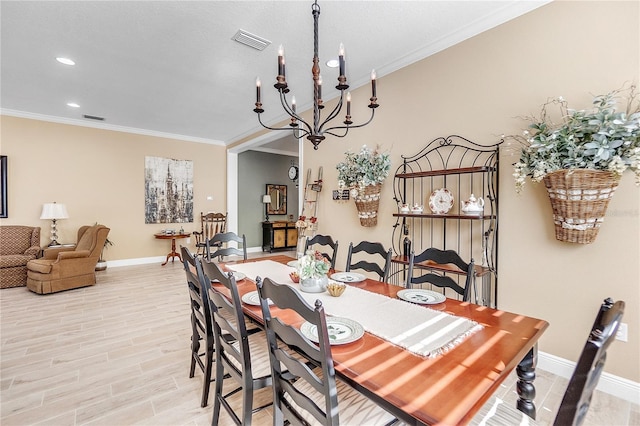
(26, 224), (110, 294)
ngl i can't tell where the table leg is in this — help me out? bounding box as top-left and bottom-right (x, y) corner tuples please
(516, 345), (537, 419)
(161, 237), (183, 266)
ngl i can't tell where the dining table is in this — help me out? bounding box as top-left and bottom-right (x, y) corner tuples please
(216, 254), (549, 425)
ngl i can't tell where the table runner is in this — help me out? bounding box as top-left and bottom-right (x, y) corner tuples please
(228, 260), (482, 358)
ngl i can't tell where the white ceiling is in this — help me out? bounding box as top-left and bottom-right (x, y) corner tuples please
(0, 1), (549, 150)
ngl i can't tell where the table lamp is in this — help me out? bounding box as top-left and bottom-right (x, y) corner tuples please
(40, 202), (69, 246)
(262, 194), (272, 222)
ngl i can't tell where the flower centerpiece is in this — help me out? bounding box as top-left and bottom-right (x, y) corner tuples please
(336, 144), (391, 227)
(297, 249), (330, 293)
(508, 86), (640, 243)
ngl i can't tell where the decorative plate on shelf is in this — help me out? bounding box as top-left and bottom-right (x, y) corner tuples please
(428, 188), (454, 214)
(397, 289), (446, 305)
(300, 317), (365, 345)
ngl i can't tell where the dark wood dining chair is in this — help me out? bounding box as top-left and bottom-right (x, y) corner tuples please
(304, 234), (338, 269)
(256, 276), (397, 426)
(202, 259), (272, 425)
(193, 212), (227, 256)
(471, 297), (625, 426)
(180, 246), (214, 407)
(406, 247), (474, 301)
(205, 231), (247, 262)
(345, 241), (393, 282)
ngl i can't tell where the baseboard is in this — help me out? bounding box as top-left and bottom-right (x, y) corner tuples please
(538, 351), (640, 404)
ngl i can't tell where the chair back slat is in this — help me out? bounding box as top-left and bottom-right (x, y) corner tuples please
(304, 234), (339, 269)
(205, 231), (247, 261)
(257, 276), (339, 425)
(553, 298), (625, 426)
(407, 247), (474, 301)
(346, 241), (392, 282)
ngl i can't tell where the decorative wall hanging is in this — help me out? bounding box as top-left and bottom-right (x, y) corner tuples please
(336, 145), (391, 226)
(144, 156), (193, 224)
(509, 86), (640, 243)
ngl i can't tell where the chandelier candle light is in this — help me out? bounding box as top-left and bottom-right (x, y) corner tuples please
(253, 0), (378, 150)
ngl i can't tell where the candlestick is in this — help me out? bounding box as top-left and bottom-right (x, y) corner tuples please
(346, 92), (351, 115)
(338, 43), (345, 76)
(318, 75), (322, 100)
(256, 77), (261, 103)
(292, 96), (296, 113)
(371, 69), (377, 97)
(278, 45), (285, 77)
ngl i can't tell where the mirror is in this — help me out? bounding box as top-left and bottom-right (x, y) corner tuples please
(266, 184), (287, 215)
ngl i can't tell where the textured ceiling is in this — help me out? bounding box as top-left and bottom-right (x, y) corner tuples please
(0, 1), (549, 148)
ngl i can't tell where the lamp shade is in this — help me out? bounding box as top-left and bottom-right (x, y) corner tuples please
(40, 202), (69, 220)
(262, 194), (272, 204)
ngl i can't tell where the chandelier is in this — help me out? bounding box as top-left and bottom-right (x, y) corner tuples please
(253, 0), (378, 150)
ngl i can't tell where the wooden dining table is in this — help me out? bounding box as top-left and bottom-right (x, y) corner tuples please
(218, 254), (549, 425)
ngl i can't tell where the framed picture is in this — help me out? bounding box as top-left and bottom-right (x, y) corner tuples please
(266, 184), (287, 215)
(0, 156), (7, 218)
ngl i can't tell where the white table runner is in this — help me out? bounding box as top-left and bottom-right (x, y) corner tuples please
(228, 260), (482, 358)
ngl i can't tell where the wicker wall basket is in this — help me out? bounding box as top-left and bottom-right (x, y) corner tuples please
(354, 183), (382, 227)
(542, 169), (619, 244)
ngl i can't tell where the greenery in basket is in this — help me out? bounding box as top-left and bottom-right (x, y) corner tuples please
(509, 86), (640, 193)
(297, 250), (330, 280)
(336, 144), (391, 191)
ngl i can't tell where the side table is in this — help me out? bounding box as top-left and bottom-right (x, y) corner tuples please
(154, 233), (190, 266)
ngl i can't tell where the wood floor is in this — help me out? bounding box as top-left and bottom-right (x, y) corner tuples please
(2, 253), (638, 425)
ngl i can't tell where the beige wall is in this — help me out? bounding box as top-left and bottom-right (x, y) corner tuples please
(0, 117), (227, 261)
(299, 1), (639, 381)
(1, 1), (637, 383)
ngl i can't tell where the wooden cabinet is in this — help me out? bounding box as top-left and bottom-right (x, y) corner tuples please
(390, 135), (501, 307)
(262, 221), (298, 252)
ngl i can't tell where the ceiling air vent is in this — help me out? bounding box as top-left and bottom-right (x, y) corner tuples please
(232, 29), (271, 51)
(83, 114), (104, 121)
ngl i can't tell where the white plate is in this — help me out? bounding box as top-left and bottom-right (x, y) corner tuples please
(428, 188), (454, 214)
(330, 272), (366, 283)
(300, 317), (364, 345)
(241, 291), (272, 306)
(228, 271), (246, 281)
(397, 289), (446, 305)
(287, 260), (299, 268)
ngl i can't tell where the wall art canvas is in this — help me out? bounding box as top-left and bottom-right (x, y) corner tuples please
(145, 156), (193, 224)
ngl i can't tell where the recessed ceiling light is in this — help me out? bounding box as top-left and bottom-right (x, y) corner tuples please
(56, 57), (75, 66)
(326, 59), (339, 68)
(67, 102), (80, 108)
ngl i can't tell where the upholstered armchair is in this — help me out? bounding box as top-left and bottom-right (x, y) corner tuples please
(26, 224), (110, 294)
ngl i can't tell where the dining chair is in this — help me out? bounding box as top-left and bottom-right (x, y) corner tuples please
(205, 231), (247, 262)
(180, 246), (215, 408)
(193, 212), (227, 256)
(406, 247), (474, 302)
(304, 234), (338, 269)
(203, 259), (272, 426)
(472, 297), (625, 426)
(345, 241), (393, 282)
(256, 276), (397, 426)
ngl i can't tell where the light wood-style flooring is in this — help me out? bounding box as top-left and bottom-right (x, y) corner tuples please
(2, 252), (638, 425)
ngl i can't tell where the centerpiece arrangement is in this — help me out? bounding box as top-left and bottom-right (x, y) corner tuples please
(297, 249), (331, 293)
(336, 144), (391, 226)
(509, 85), (640, 243)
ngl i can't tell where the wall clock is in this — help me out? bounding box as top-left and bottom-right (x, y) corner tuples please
(288, 165), (298, 181)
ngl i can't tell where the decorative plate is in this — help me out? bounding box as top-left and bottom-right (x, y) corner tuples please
(300, 317), (365, 345)
(330, 272), (366, 283)
(397, 289), (446, 304)
(428, 188), (454, 214)
(241, 290), (272, 306)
